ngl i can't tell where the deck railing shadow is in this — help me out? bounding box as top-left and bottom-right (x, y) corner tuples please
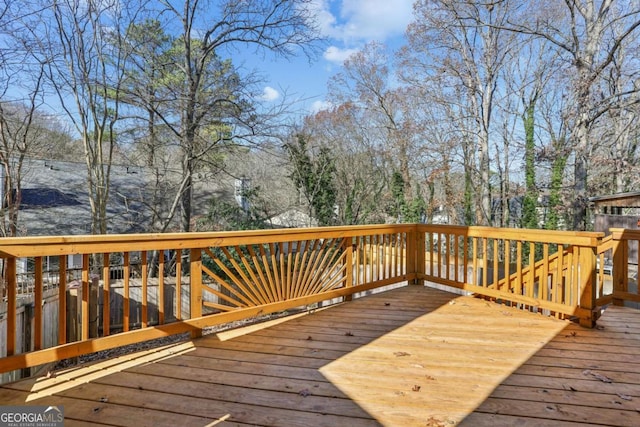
(0, 281), (638, 425)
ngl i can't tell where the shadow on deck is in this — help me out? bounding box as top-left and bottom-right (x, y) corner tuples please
(1, 285), (638, 426)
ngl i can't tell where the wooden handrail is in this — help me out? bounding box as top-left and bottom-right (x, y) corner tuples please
(2, 223), (637, 378)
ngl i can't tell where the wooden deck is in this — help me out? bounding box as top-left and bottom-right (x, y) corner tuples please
(1, 285), (639, 426)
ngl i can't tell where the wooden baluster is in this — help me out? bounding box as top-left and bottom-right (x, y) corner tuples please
(429, 232), (434, 278)
(123, 252), (130, 332)
(6, 258), (16, 357)
(527, 242), (535, 301)
(454, 234), (459, 283)
(482, 238), (488, 287)
(190, 248), (203, 339)
(504, 240), (510, 293)
(58, 256), (67, 345)
(158, 250), (165, 325)
(141, 250), (148, 328)
(344, 238), (353, 301)
(555, 245), (564, 305)
(541, 244), (549, 302)
(175, 250), (182, 320)
(81, 254), (89, 341)
(445, 233), (451, 281)
(34, 257), (43, 351)
(102, 253), (110, 336)
(492, 239), (499, 289)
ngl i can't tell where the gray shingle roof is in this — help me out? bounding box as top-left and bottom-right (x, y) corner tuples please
(13, 158), (226, 236)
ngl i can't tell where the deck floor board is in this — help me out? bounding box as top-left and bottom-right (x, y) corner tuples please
(1, 285), (639, 426)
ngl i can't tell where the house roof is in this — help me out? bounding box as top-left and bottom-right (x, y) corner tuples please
(11, 158), (228, 236)
(589, 191), (640, 208)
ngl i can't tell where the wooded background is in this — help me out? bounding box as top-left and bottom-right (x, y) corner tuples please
(0, 0), (639, 236)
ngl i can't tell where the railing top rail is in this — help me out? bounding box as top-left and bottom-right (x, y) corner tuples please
(0, 224), (417, 257)
(610, 228), (640, 240)
(0, 223), (609, 258)
(418, 224), (604, 247)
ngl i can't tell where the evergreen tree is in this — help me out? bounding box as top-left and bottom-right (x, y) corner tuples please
(521, 99), (539, 229)
(286, 134), (337, 226)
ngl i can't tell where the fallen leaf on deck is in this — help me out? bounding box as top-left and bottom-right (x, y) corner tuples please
(425, 416), (447, 427)
(583, 370), (612, 383)
(412, 385), (421, 392)
(617, 393), (632, 401)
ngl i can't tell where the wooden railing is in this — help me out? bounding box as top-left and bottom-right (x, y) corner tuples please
(0, 224), (638, 377)
(0, 225), (413, 376)
(416, 225), (603, 327)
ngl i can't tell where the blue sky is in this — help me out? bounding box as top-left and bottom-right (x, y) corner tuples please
(255, 0), (415, 115)
(9, 1), (415, 126)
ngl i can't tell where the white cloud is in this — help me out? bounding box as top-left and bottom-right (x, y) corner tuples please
(313, 0), (414, 43)
(308, 0), (338, 38)
(260, 86), (280, 101)
(323, 46), (359, 64)
(310, 100), (333, 113)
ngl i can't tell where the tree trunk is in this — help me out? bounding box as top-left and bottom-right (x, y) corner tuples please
(572, 118), (589, 231)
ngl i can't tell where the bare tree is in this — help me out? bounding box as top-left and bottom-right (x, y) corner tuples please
(328, 42), (426, 222)
(301, 104), (389, 225)
(0, 3), (59, 237)
(31, 0), (141, 234)
(500, 0), (640, 229)
(0, 77), (46, 237)
(125, 0), (321, 233)
(402, 0), (517, 225)
(599, 41), (640, 194)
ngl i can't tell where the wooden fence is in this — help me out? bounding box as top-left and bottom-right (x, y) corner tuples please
(0, 224), (638, 377)
(0, 289), (59, 383)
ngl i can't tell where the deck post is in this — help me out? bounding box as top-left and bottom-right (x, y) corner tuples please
(409, 226), (425, 286)
(578, 246), (597, 328)
(611, 229), (628, 306)
(189, 248), (203, 338)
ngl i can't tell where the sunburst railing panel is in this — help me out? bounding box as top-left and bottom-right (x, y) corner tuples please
(199, 237), (352, 313)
